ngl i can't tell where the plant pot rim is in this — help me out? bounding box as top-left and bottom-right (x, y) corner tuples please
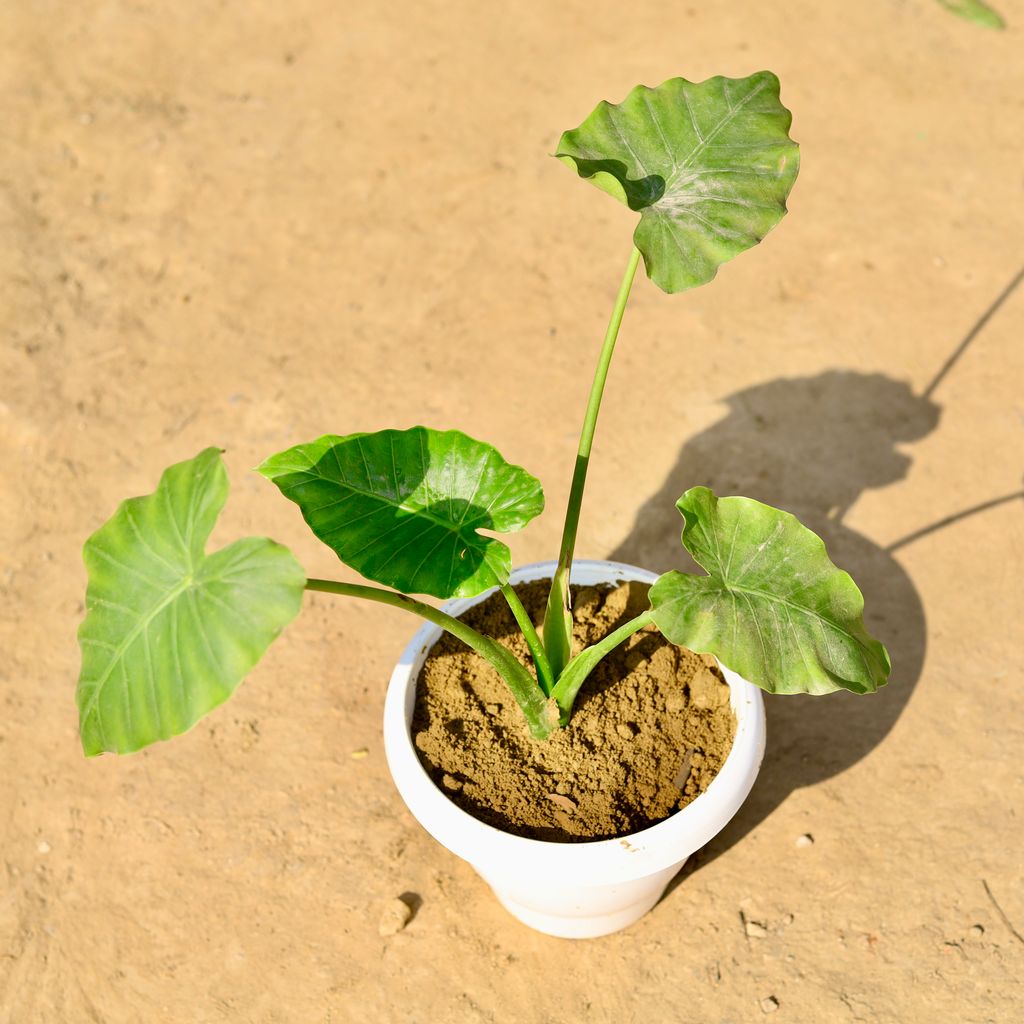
(383, 558), (766, 883)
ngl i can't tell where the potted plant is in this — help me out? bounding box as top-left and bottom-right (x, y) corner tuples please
(76, 72), (889, 938)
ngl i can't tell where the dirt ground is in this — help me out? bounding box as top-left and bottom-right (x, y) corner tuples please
(2, 1), (1023, 1021)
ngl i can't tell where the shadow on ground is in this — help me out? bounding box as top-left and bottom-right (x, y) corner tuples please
(608, 369), (941, 887)
(614, 266), (1024, 892)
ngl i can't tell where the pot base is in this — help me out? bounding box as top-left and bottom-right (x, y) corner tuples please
(488, 871), (679, 939)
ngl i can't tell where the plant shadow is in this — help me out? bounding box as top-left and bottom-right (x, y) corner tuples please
(605, 370), (942, 888)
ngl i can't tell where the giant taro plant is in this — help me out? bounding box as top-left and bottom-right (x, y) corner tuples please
(77, 72), (889, 755)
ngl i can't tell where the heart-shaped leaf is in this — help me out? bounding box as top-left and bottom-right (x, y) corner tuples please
(258, 427), (544, 599)
(76, 449), (306, 756)
(649, 487), (890, 695)
(557, 72), (799, 294)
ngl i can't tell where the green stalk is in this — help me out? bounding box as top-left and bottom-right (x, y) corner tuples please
(550, 609), (654, 725)
(305, 578), (555, 740)
(542, 246), (642, 679)
(499, 583), (555, 694)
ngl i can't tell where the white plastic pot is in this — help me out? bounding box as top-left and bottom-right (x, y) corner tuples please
(383, 559), (766, 939)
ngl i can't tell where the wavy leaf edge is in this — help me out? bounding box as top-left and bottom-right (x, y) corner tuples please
(556, 71), (800, 293)
(257, 426), (545, 600)
(649, 486), (891, 696)
(77, 448), (306, 756)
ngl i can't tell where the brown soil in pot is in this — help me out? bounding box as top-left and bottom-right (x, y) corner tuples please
(412, 579), (737, 842)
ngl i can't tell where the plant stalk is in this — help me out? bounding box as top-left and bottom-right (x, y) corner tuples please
(550, 609), (654, 724)
(499, 583), (555, 694)
(542, 246), (642, 679)
(305, 578), (555, 739)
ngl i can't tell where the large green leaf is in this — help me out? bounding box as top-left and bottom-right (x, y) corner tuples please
(76, 448), (306, 756)
(556, 72), (799, 294)
(258, 427), (544, 599)
(649, 487), (889, 695)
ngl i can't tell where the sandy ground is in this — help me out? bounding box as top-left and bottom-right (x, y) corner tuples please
(2, 1), (1023, 1021)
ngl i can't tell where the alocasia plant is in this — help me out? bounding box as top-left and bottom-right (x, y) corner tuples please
(77, 71), (889, 755)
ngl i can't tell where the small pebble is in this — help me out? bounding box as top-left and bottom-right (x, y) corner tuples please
(441, 774), (463, 792)
(969, 924), (985, 938)
(378, 897), (413, 937)
(795, 833), (814, 848)
(745, 920), (769, 939)
(546, 793), (577, 814)
(37, 840), (50, 855)
(760, 995), (779, 1014)
(673, 749), (695, 789)
(615, 722), (636, 740)
(485, 703), (502, 716)
(350, 748), (369, 760)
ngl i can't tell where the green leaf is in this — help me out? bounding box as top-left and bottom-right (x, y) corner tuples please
(76, 449), (306, 756)
(258, 427), (544, 599)
(649, 487), (890, 695)
(935, 0), (1005, 29)
(556, 71), (799, 294)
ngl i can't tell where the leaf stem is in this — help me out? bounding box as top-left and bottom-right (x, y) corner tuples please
(542, 246), (642, 678)
(305, 578), (555, 740)
(550, 609), (654, 724)
(499, 583), (555, 694)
